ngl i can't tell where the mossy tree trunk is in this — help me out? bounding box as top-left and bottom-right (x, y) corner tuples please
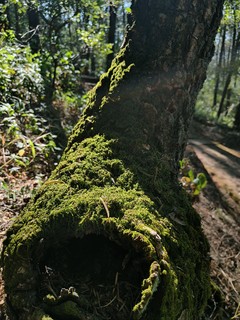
(2, 1), (224, 320)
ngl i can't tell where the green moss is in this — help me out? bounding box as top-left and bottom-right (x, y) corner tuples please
(66, 45), (134, 149)
(108, 60), (134, 94)
(45, 300), (86, 320)
(2, 134), (210, 319)
(32, 309), (54, 320)
(132, 261), (161, 319)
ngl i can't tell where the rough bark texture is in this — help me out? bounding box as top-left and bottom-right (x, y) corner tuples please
(1, 1), (224, 320)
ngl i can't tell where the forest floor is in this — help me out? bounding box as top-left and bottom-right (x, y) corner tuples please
(188, 119), (240, 319)
(0, 119), (240, 319)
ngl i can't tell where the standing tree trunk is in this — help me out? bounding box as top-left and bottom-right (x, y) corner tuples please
(213, 24), (226, 108)
(106, 2), (117, 70)
(13, 4), (20, 39)
(27, 4), (41, 54)
(217, 9), (240, 119)
(234, 101), (240, 131)
(1, 1), (224, 320)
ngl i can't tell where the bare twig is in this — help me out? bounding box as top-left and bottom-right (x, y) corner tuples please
(98, 295), (117, 309)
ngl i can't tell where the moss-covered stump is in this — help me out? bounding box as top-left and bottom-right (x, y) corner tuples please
(2, 135), (210, 320)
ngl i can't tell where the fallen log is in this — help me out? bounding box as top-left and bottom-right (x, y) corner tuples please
(1, 0), (224, 319)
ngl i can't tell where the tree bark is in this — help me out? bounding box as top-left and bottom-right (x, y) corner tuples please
(106, 2), (117, 70)
(234, 101), (240, 131)
(27, 5), (41, 54)
(213, 25), (226, 108)
(217, 11), (240, 118)
(1, 1), (224, 320)
(13, 4), (20, 39)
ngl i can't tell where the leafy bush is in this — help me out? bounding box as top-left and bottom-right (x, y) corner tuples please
(0, 31), (58, 190)
(0, 30), (43, 102)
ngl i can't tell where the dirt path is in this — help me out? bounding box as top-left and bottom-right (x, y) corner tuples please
(188, 120), (240, 318)
(189, 121), (240, 224)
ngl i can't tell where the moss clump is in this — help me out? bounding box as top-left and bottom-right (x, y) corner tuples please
(66, 44), (134, 148)
(44, 300), (88, 320)
(32, 309), (54, 320)
(132, 261), (161, 319)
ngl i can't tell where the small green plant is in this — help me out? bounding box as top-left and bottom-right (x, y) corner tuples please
(179, 158), (207, 197)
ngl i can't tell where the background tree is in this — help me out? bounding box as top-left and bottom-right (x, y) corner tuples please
(216, 1), (240, 119)
(1, 1), (225, 320)
(106, 2), (117, 70)
(196, 0), (240, 128)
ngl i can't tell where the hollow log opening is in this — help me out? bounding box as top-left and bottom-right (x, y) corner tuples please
(38, 234), (150, 320)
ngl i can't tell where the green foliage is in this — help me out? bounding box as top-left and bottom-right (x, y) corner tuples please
(0, 32), (58, 188)
(0, 31), (43, 102)
(222, 0), (240, 25)
(53, 91), (85, 135)
(125, 7), (132, 14)
(1, 0), (132, 140)
(39, 0), (116, 83)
